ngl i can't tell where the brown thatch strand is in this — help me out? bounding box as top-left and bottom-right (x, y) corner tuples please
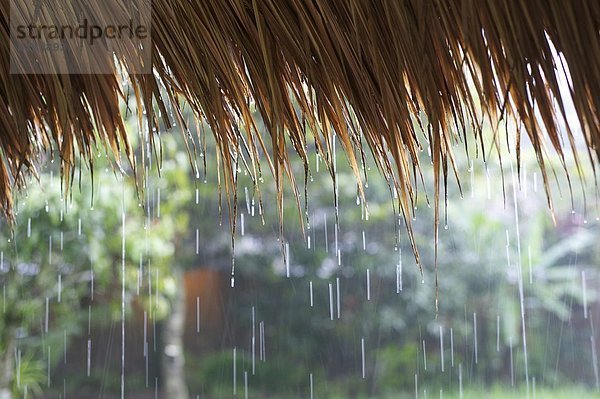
(1, 1), (599, 261)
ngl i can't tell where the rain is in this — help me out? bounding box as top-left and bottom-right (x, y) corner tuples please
(0, 119), (598, 399)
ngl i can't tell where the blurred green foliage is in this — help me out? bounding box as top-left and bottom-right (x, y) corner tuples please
(0, 117), (598, 399)
(0, 136), (194, 396)
(216, 129), (600, 397)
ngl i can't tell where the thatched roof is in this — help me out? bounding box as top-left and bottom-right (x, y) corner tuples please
(1, 1), (599, 257)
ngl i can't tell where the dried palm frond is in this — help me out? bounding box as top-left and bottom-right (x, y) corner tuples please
(1, 1), (599, 269)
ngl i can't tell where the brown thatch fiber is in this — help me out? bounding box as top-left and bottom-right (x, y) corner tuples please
(1, 1), (599, 261)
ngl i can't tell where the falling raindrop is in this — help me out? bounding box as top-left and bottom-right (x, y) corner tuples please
(328, 283), (334, 321)
(473, 312), (478, 364)
(121, 189), (126, 399)
(324, 214), (329, 253)
(196, 297), (200, 333)
(366, 268), (371, 301)
(87, 339), (92, 377)
(415, 374), (418, 399)
(144, 311), (149, 386)
(334, 222), (339, 256)
(422, 340), (427, 371)
(90, 269), (94, 301)
(244, 186), (250, 214)
(582, 271), (588, 319)
(259, 321), (265, 362)
(361, 337), (366, 379)
(496, 315), (500, 352)
(517, 256), (529, 392)
(336, 277), (341, 319)
(591, 316), (599, 391)
(458, 363), (463, 399)
(45, 297), (49, 332)
(316, 152), (321, 173)
(285, 242), (290, 278)
(395, 264), (403, 294)
(233, 347), (237, 397)
(450, 327), (454, 368)
(510, 161), (530, 393)
(231, 259), (236, 288)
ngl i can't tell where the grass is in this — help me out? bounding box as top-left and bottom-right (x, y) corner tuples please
(375, 386), (600, 399)
(201, 385), (600, 399)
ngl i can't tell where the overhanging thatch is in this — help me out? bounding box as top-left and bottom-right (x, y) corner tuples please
(1, 0), (599, 259)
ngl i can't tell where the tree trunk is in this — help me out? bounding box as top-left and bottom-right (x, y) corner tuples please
(162, 267), (189, 399)
(0, 331), (15, 399)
